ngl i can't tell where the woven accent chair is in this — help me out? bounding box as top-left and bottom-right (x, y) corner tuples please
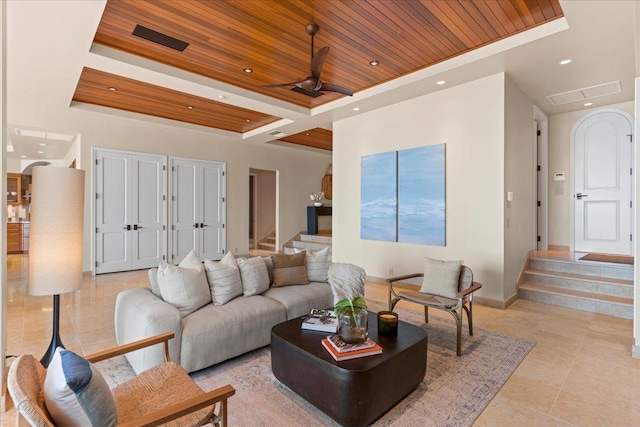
(8, 332), (235, 427)
(387, 266), (482, 356)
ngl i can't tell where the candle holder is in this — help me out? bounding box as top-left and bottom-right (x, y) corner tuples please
(377, 311), (398, 336)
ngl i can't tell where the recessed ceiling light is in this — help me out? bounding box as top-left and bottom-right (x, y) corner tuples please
(584, 102), (593, 106)
(108, 86), (117, 91)
(305, 133), (310, 136)
(20, 155), (27, 158)
(353, 107), (360, 111)
(39, 143), (46, 146)
(243, 68), (253, 73)
(186, 105), (194, 110)
(436, 80), (446, 85)
(218, 95), (227, 100)
(559, 59), (572, 65)
(37, 151), (44, 154)
(369, 60), (379, 66)
(245, 119), (251, 122)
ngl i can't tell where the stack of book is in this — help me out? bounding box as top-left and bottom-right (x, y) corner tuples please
(301, 310), (338, 333)
(321, 334), (383, 361)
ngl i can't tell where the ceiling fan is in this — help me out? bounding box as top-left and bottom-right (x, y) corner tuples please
(262, 24), (353, 98)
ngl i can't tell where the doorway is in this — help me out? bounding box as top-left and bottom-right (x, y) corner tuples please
(571, 109), (634, 255)
(534, 106), (549, 250)
(249, 168), (277, 253)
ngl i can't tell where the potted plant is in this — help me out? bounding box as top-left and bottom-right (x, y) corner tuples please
(334, 296), (368, 343)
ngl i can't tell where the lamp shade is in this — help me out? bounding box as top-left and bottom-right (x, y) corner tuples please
(28, 166), (85, 296)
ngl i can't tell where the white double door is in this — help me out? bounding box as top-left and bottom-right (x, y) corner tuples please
(94, 149), (167, 274)
(573, 110), (633, 255)
(171, 158), (226, 264)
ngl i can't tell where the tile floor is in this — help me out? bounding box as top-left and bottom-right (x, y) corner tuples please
(3, 253), (640, 426)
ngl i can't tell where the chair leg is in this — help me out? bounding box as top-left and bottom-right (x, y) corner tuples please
(424, 306), (429, 323)
(464, 300), (474, 336)
(454, 311), (462, 356)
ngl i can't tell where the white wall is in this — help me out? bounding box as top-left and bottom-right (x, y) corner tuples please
(504, 76), (535, 300)
(8, 102), (330, 271)
(548, 101), (634, 248)
(251, 168), (276, 242)
(333, 73), (507, 303)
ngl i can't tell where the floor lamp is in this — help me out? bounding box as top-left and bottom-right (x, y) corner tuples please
(27, 166), (85, 367)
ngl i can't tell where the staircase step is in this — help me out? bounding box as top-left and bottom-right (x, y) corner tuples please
(529, 257), (633, 281)
(299, 234), (333, 245)
(523, 269), (633, 298)
(519, 282), (633, 319)
(264, 237), (276, 244)
(258, 242), (276, 251)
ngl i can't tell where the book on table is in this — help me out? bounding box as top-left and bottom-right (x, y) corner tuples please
(300, 309), (338, 333)
(321, 338), (383, 361)
(326, 334), (377, 353)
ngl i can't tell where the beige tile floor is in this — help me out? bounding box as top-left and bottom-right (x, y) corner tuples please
(3, 253), (640, 426)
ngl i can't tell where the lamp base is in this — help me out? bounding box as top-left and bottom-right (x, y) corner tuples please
(40, 294), (64, 367)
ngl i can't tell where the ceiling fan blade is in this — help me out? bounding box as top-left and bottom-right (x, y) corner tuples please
(319, 82), (353, 96)
(311, 46), (330, 79)
(260, 80), (306, 88)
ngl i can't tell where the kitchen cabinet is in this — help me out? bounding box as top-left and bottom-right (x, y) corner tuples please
(7, 222), (29, 254)
(7, 173), (21, 205)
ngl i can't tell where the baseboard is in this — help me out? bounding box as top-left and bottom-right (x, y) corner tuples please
(474, 293), (518, 309)
(548, 245), (570, 252)
(366, 276), (386, 284)
(633, 345), (640, 359)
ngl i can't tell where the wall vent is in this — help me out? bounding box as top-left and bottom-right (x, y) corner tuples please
(132, 25), (189, 52)
(547, 81), (621, 106)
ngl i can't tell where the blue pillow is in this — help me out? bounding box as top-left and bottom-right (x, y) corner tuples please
(44, 347), (118, 427)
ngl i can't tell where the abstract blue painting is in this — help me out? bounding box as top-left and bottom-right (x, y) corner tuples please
(361, 151), (397, 241)
(398, 144), (446, 246)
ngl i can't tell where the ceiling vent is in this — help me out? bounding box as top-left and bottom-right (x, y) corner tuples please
(547, 81), (621, 106)
(132, 25), (189, 52)
(268, 131), (287, 138)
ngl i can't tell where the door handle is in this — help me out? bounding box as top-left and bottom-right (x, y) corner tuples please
(200, 223), (207, 228)
(193, 223), (199, 228)
(133, 225), (143, 230)
(576, 193), (589, 200)
(123, 225), (131, 230)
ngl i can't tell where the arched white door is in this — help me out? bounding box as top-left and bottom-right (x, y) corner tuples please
(572, 110), (634, 255)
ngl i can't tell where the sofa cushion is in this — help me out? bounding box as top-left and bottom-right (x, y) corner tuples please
(237, 257), (270, 296)
(157, 250), (211, 317)
(304, 247), (330, 282)
(271, 252), (309, 287)
(204, 252), (242, 306)
(420, 257), (463, 299)
(263, 282), (333, 319)
(180, 295), (287, 372)
(44, 347), (118, 427)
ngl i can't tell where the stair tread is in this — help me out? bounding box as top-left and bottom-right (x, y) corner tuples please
(530, 256), (633, 269)
(525, 269), (633, 286)
(520, 282), (633, 305)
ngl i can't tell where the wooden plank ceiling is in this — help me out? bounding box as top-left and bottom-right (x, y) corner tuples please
(74, 0), (564, 150)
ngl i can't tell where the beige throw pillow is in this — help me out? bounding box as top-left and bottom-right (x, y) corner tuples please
(419, 257), (463, 299)
(304, 247), (330, 282)
(237, 257), (270, 296)
(204, 252), (242, 305)
(271, 252), (309, 287)
(157, 250), (211, 317)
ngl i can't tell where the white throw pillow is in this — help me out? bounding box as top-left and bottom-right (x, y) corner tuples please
(204, 252), (243, 305)
(237, 257), (270, 296)
(419, 257), (463, 299)
(44, 347), (118, 427)
(305, 247), (330, 282)
(157, 250), (211, 317)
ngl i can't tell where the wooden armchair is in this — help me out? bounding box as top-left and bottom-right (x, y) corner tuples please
(8, 332), (235, 427)
(387, 266), (482, 356)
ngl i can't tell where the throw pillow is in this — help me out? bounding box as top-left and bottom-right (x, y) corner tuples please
(419, 257), (463, 299)
(262, 256), (274, 285)
(148, 268), (162, 298)
(204, 253), (242, 305)
(157, 250), (211, 317)
(237, 257), (270, 296)
(304, 247), (330, 282)
(44, 347), (118, 427)
(271, 252), (309, 287)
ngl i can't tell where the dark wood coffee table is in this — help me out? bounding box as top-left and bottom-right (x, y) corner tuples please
(271, 311), (428, 426)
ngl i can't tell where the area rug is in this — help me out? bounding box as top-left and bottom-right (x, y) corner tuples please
(96, 301), (534, 427)
(579, 253), (634, 265)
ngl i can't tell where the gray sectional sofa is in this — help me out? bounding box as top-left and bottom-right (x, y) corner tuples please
(115, 250), (333, 374)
